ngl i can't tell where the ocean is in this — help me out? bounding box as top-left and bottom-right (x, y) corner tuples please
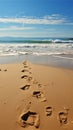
(0, 37), (73, 69)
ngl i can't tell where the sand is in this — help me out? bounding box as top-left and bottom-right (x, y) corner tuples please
(0, 61), (73, 130)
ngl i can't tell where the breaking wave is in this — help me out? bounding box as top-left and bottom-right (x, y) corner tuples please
(0, 41), (73, 57)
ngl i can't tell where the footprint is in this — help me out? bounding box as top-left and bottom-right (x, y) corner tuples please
(20, 85), (30, 90)
(24, 66), (28, 68)
(18, 110), (40, 128)
(23, 61), (28, 67)
(32, 90), (46, 102)
(21, 69), (28, 72)
(4, 69), (7, 72)
(33, 91), (41, 98)
(21, 75), (28, 79)
(23, 61), (27, 65)
(58, 111), (68, 125)
(45, 106), (53, 116)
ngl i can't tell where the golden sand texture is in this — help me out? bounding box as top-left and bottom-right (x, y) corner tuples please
(0, 61), (73, 130)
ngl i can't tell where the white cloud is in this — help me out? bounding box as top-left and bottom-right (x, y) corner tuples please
(0, 14), (72, 37)
(0, 26), (35, 31)
(0, 14), (68, 25)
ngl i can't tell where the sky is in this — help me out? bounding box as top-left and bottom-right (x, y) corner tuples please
(0, 0), (73, 37)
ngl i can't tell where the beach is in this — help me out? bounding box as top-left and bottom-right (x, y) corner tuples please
(0, 0), (73, 129)
(0, 61), (73, 130)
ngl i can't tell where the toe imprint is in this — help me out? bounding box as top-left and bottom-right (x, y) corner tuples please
(45, 106), (52, 116)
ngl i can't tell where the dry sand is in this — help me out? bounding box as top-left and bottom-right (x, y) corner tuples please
(0, 61), (73, 130)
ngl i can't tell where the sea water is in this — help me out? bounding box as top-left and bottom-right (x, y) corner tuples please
(0, 37), (73, 69)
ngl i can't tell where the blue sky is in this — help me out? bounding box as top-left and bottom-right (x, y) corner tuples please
(0, 0), (73, 37)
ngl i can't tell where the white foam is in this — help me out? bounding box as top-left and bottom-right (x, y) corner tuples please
(0, 43), (73, 57)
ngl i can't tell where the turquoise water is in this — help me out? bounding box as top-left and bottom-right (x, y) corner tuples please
(0, 37), (73, 43)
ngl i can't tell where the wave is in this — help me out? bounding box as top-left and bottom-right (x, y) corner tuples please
(0, 42), (73, 57)
(0, 37), (73, 44)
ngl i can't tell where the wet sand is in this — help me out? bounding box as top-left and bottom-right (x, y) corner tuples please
(0, 61), (73, 130)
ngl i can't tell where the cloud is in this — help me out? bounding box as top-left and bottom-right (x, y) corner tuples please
(0, 14), (72, 37)
(0, 14), (69, 25)
(0, 26), (35, 31)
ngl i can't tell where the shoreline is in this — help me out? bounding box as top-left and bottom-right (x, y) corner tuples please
(0, 54), (73, 70)
(0, 61), (73, 130)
